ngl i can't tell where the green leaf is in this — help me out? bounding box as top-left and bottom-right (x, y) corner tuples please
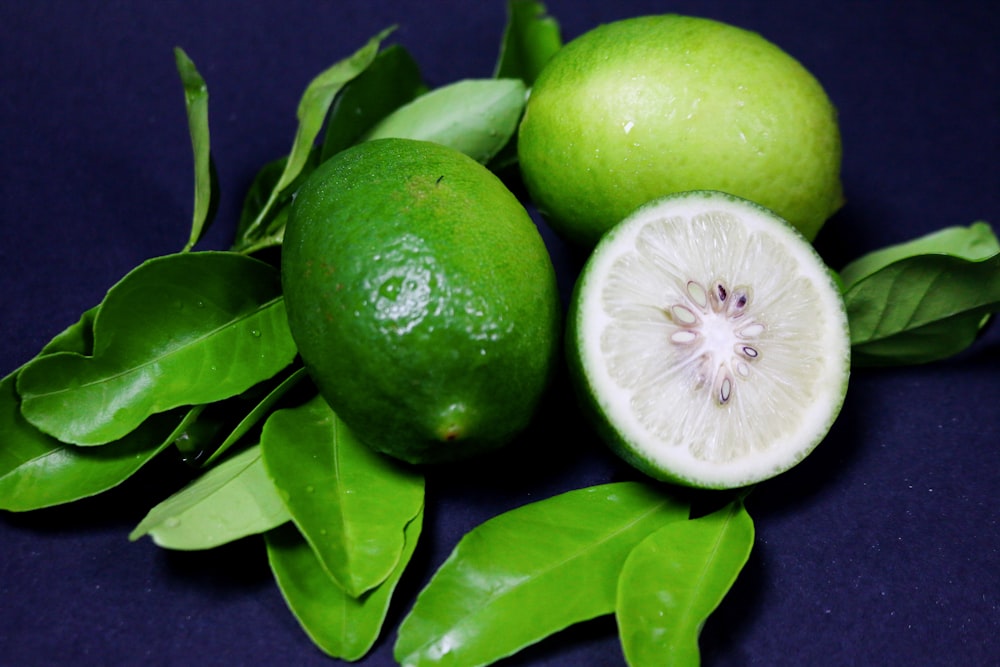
(38, 305), (98, 357)
(129, 443), (290, 549)
(394, 481), (689, 667)
(0, 372), (191, 511)
(174, 47), (218, 252)
(239, 27), (396, 246)
(362, 78), (528, 164)
(261, 393), (424, 597)
(320, 43), (426, 162)
(233, 149), (320, 255)
(839, 222), (1000, 365)
(844, 250), (1000, 366)
(489, 0), (557, 175)
(236, 156), (284, 245)
(168, 365), (308, 466)
(2, 303), (184, 511)
(616, 499), (755, 667)
(849, 311), (990, 366)
(16, 252), (297, 445)
(196, 365), (309, 468)
(266, 508), (423, 661)
(494, 0), (562, 85)
(840, 221), (999, 289)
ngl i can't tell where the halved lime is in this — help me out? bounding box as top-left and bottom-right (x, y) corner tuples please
(567, 191), (850, 489)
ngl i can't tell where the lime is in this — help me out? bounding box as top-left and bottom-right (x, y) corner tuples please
(518, 14), (844, 246)
(567, 191), (850, 489)
(282, 138), (561, 464)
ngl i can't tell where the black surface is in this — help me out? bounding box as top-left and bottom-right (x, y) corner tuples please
(2, 2), (998, 666)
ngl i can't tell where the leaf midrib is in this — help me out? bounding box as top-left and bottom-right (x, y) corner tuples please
(22, 295), (285, 399)
(406, 496), (679, 660)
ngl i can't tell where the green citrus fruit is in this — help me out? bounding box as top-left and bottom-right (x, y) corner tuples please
(567, 190), (850, 489)
(282, 138), (561, 464)
(518, 14), (844, 247)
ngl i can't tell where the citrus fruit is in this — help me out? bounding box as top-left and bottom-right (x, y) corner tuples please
(281, 138), (561, 464)
(518, 14), (844, 247)
(567, 190), (850, 489)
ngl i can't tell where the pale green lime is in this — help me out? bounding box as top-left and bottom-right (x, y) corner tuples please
(519, 14), (843, 246)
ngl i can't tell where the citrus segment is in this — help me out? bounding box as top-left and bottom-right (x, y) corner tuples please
(568, 191), (850, 488)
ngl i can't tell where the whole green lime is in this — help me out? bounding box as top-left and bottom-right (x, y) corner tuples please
(518, 14), (844, 246)
(281, 138), (561, 464)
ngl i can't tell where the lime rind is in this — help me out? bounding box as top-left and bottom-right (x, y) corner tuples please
(568, 191), (850, 489)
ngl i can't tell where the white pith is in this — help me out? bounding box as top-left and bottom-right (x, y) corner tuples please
(577, 192), (850, 488)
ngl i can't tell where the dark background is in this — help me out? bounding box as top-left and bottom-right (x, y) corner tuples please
(1, 1), (997, 666)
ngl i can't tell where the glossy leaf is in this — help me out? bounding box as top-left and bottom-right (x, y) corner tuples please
(616, 499), (755, 667)
(38, 305), (98, 357)
(844, 249), (1000, 366)
(494, 0), (562, 85)
(266, 508), (423, 661)
(261, 393), (424, 597)
(129, 443), (290, 550)
(850, 311), (992, 367)
(394, 482), (689, 667)
(2, 304), (183, 510)
(362, 78), (528, 164)
(236, 155), (283, 244)
(0, 372), (191, 511)
(174, 47), (218, 252)
(239, 27), (395, 245)
(839, 221), (999, 289)
(488, 0), (560, 173)
(320, 43), (426, 161)
(198, 365), (309, 468)
(233, 149), (319, 255)
(168, 365), (308, 466)
(17, 252), (297, 445)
